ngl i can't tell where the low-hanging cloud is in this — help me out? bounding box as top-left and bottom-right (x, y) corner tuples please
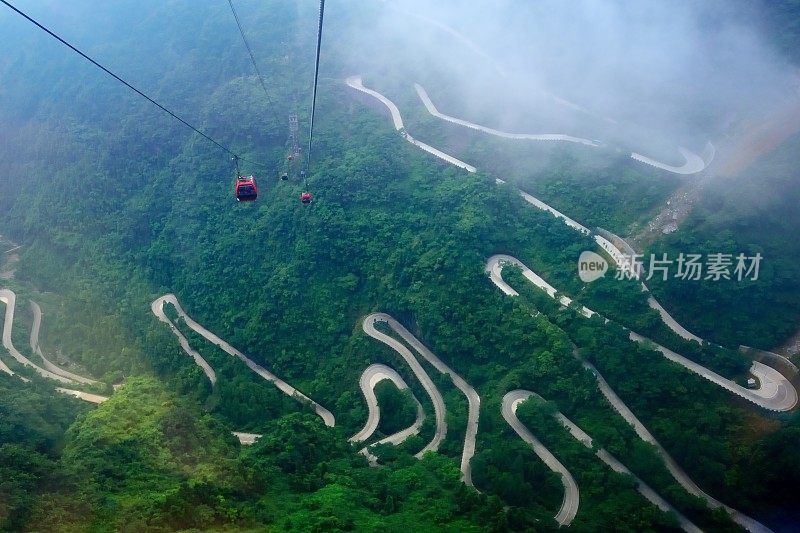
(339, 0), (800, 159)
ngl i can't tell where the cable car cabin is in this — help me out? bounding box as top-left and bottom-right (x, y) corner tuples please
(300, 192), (313, 204)
(280, 173), (288, 181)
(235, 176), (258, 202)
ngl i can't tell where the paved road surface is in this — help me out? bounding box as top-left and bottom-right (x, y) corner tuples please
(29, 300), (98, 384)
(56, 387), (108, 404)
(486, 255), (595, 318)
(350, 363), (425, 445)
(0, 289), (76, 384)
(485, 262), (773, 530)
(347, 78), (602, 238)
(363, 313), (447, 457)
(350, 363), (425, 465)
(593, 231), (796, 407)
(630, 148), (708, 175)
(575, 353), (771, 533)
(152, 295), (217, 384)
(508, 389), (701, 533)
(629, 331), (797, 411)
(502, 390), (579, 526)
(412, 82), (709, 175)
(346, 76), (477, 173)
(377, 314), (481, 486)
(518, 191), (592, 235)
(593, 232), (703, 342)
(415, 84), (599, 146)
(233, 432), (261, 445)
(487, 255), (797, 411)
(152, 294), (335, 427)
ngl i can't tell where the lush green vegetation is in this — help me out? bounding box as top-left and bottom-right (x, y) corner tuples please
(1, 0), (800, 531)
(504, 266), (800, 529)
(645, 133), (800, 349)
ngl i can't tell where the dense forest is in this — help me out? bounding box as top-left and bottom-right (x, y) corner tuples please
(1, 0), (800, 531)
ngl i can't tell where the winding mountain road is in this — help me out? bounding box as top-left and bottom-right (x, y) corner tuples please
(489, 258), (773, 531)
(503, 390), (579, 526)
(630, 148), (709, 175)
(152, 294), (335, 427)
(382, 316), (481, 486)
(347, 78), (714, 248)
(349, 76), (792, 526)
(594, 231), (706, 343)
(594, 232), (796, 409)
(487, 255), (796, 412)
(412, 81), (710, 175)
(594, 229), (793, 404)
(347, 77), (611, 238)
(363, 313), (447, 457)
(0, 289), (76, 384)
(152, 295), (217, 384)
(575, 352), (770, 533)
(350, 363), (425, 445)
(550, 397), (701, 533)
(0, 24), (779, 529)
(486, 254), (595, 318)
(29, 300), (97, 384)
(1, 289), (111, 403)
(415, 84), (600, 147)
(350, 363), (425, 465)
(506, 389), (702, 532)
(346, 76), (477, 173)
(364, 313), (480, 485)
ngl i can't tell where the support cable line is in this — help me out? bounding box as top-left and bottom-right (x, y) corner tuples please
(0, 0), (266, 169)
(305, 0), (326, 187)
(226, 0), (281, 125)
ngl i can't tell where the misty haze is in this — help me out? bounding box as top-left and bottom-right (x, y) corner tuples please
(1, 0), (799, 531)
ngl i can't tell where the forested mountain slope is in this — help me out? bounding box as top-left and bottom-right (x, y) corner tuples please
(2, 1), (800, 531)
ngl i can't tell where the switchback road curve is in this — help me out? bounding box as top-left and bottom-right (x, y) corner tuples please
(505, 390), (701, 533)
(29, 300), (97, 385)
(416, 81), (712, 174)
(414, 84), (600, 147)
(489, 259), (773, 532)
(349, 363), (425, 464)
(364, 313), (480, 485)
(347, 77), (791, 526)
(152, 294), (335, 427)
(503, 389), (579, 526)
(346, 76), (477, 173)
(1, 289), (76, 384)
(363, 313), (448, 457)
(486, 255), (797, 412)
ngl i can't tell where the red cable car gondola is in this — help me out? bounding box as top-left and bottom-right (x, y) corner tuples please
(235, 175), (258, 202)
(300, 192), (312, 204)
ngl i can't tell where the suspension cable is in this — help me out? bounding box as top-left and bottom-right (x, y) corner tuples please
(226, 0), (281, 126)
(0, 0), (266, 169)
(305, 0), (326, 187)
